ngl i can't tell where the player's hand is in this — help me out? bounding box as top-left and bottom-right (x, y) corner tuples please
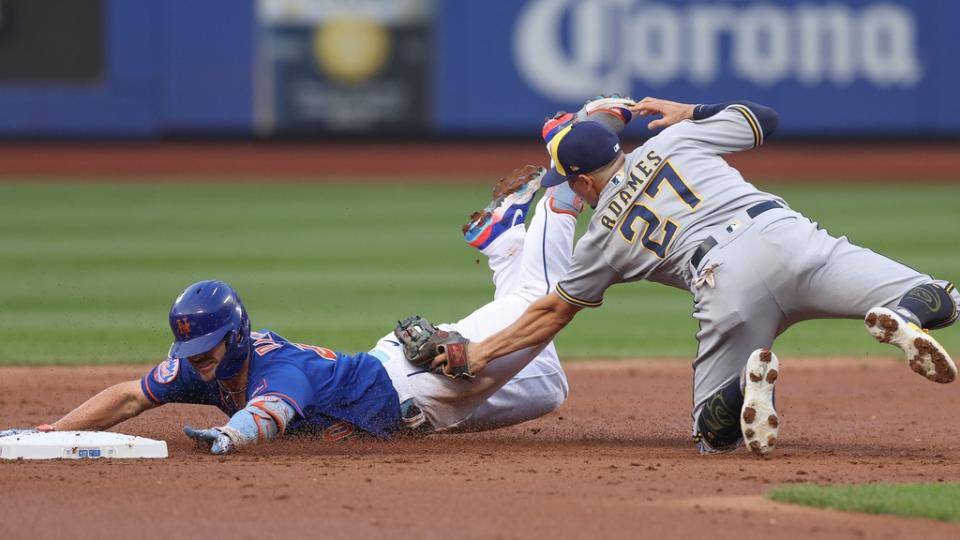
(430, 342), (488, 377)
(184, 425), (236, 455)
(630, 97), (695, 130)
(0, 424), (54, 438)
(0, 428), (36, 438)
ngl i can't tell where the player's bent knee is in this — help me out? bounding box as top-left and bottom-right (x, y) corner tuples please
(547, 373), (569, 411)
(557, 372), (570, 399)
(547, 388), (567, 414)
(528, 373), (568, 417)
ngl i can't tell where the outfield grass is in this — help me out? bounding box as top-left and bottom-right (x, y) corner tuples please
(0, 180), (957, 364)
(769, 483), (960, 522)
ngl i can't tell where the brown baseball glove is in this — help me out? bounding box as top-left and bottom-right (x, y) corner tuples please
(394, 316), (473, 379)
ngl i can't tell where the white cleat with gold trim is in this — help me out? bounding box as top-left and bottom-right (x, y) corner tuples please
(865, 307), (956, 384)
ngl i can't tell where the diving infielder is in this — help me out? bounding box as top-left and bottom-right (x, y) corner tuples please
(442, 96), (959, 456)
(1, 166), (582, 453)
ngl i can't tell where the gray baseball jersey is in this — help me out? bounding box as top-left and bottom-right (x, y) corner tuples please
(553, 104), (946, 426)
(556, 106), (781, 304)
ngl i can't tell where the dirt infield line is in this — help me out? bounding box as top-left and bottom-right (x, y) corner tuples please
(3, 358), (960, 539)
(0, 142), (958, 180)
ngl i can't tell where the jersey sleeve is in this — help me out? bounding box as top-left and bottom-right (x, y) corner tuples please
(555, 236), (625, 308)
(140, 358), (212, 405)
(663, 103), (777, 154)
(254, 364), (313, 418)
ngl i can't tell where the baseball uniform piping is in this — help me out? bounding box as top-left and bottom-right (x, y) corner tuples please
(541, 206), (551, 295)
(555, 283), (602, 308)
(730, 105), (762, 147)
(140, 376), (161, 404)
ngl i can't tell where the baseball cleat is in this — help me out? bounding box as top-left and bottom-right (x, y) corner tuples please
(463, 165), (545, 250)
(741, 349), (780, 457)
(864, 307), (956, 383)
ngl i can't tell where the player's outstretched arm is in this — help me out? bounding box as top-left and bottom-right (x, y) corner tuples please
(692, 100), (778, 136)
(435, 292), (581, 375)
(51, 380), (157, 431)
(184, 395), (296, 455)
(632, 96), (779, 151)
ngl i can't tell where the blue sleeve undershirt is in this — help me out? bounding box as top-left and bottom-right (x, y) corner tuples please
(693, 101), (779, 139)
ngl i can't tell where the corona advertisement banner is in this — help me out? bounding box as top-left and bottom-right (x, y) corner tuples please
(436, 0), (959, 137)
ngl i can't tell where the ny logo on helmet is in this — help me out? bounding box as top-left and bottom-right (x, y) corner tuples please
(177, 317), (191, 337)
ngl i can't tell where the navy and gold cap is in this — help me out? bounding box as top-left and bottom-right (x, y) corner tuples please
(541, 120), (622, 187)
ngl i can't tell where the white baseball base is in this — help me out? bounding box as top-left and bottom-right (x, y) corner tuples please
(0, 431), (168, 460)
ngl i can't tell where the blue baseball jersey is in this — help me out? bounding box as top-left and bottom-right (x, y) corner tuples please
(140, 330), (402, 438)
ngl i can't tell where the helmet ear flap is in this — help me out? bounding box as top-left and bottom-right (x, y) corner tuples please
(236, 315), (251, 348)
(226, 329), (238, 349)
(215, 328), (248, 380)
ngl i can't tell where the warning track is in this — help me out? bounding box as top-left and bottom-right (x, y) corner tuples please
(0, 142), (958, 181)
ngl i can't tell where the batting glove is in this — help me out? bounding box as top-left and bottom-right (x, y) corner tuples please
(183, 425), (236, 455)
(0, 424), (54, 438)
(0, 428), (35, 438)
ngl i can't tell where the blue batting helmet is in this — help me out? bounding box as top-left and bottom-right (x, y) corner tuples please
(168, 280), (252, 379)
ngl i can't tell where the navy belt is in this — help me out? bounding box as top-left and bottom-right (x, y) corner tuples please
(690, 201), (783, 268)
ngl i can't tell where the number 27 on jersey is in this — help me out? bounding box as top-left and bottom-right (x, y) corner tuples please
(618, 161), (701, 258)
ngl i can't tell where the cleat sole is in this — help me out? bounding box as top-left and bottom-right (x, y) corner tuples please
(741, 349), (780, 457)
(865, 307), (956, 384)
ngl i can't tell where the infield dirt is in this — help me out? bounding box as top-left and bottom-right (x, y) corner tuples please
(3, 358), (960, 539)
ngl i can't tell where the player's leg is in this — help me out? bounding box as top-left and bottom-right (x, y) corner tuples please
(372, 294), (564, 432)
(376, 186), (580, 432)
(688, 224), (786, 456)
(442, 342), (568, 433)
(464, 176), (581, 302)
(757, 214), (958, 382)
(463, 165), (546, 299)
(424, 184), (581, 430)
(864, 285), (957, 383)
(447, 181), (580, 378)
(513, 184), (583, 303)
(477, 228), (525, 300)
(691, 297), (784, 456)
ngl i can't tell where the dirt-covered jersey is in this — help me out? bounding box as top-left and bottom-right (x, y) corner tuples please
(141, 329), (402, 438)
(556, 105), (783, 307)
